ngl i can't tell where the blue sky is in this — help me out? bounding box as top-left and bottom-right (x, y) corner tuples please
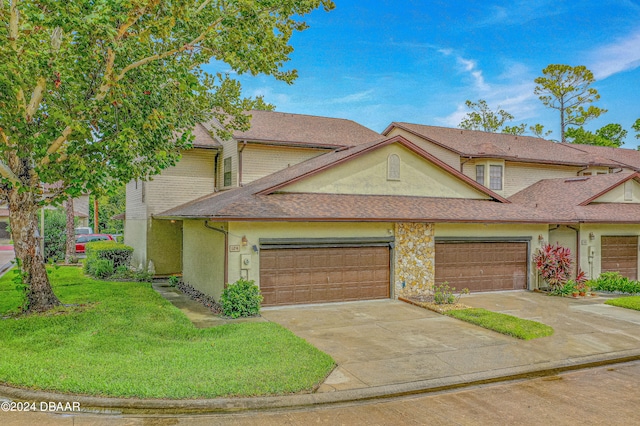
(206, 1), (640, 146)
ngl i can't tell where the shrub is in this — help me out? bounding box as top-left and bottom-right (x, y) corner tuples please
(84, 241), (133, 279)
(220, 279), (263, 318)
(591, 272), (640, 294)
(91, 259), (114, 279)
(433, 282), (469, 305)
(42, 209), (66, 263)
(168, 275), (180, 287)
(550, 280), (578, 296)
(533, 243), (573, 290)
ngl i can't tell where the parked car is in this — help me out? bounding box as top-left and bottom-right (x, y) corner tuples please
(75, 234), (114, 253)
(75, 227), (93, 235)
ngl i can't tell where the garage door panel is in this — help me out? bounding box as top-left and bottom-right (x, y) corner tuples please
(261, 246), (390, 306)
(435, 242), (528, 292)
(601, 236), (638, 280)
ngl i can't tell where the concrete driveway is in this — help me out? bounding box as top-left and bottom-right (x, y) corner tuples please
(261, 292), (640, 393)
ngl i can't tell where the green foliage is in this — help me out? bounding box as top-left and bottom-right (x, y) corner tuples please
(168, 275), (180, 287)
(40, 209), (66, 263)
(91, 259), (115, 279)
(591, 272), (640, 294)
(459, 99), (514, 133)
(566, 124), (627, 147)
(529, 123), (553, 138)
(89, 187), (126, 234)
(550, 280), (578, 296)
(446, 308), (554, 340)
(605, 296), (640, 311)
(220, 279), (263, 318)
(433, 282), (469, 305)
(0, 267), (334, 398)
(534, 64), (607, 143)
(633, 118), (640, 139)
(84, 241), (133, 279)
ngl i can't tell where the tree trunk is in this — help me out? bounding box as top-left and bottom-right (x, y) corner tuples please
(8, 188), (61, 312)
(64, 196), (76, 264)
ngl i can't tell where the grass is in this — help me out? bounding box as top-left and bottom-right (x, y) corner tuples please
(0, 266), (334, 399)
(605, 296), (640, 311)
(445, 308), (554, 340)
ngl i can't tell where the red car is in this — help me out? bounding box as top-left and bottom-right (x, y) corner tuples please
(75, 234), (114, 253)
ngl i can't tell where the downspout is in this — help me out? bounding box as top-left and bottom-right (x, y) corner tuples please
(238, 141), (247, 187)
(460, 156), (473, 173)
(204, 220), (228, 287)
(213, 151), (219, 191)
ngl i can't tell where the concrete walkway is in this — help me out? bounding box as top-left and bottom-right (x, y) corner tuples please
(2, 286), (640, 414)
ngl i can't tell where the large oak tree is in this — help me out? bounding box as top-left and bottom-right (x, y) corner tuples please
(0, 0), (334, 312)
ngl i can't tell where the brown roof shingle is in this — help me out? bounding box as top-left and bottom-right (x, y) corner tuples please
(219, 110), (382, 148)
(385, 123), (621, 167)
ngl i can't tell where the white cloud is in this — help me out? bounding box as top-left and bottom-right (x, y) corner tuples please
(588, 28), (640, 79)
(329, 89), (375, 104)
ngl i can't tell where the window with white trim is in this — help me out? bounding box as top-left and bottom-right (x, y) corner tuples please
(475, 165), (485, 185)
(223, 157), (232, 187)
(489, 165), (503, 190)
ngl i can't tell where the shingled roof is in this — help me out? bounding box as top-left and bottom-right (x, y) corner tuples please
(218, 110), (382, 148)
(560, 143), (640, 171)
(508, 172), (640, 223)
(384, 123), (622, 168)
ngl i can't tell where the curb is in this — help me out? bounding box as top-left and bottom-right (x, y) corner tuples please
(1, 351), (640, 414)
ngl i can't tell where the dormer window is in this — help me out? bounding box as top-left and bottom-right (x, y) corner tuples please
(475, 165), (485, 185)
(489, 165), (503, 190)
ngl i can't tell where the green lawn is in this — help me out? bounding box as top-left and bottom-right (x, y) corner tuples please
(446, 308), (554, 340)
(605, 296), (640, 311)
(0, 267), (334, 398)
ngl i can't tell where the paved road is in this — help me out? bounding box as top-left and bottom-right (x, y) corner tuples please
(3, 360), (640, 425)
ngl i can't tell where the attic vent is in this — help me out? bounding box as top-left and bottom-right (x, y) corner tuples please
(564, 177), (590, 182)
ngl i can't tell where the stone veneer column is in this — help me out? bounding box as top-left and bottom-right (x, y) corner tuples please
(394, 222), (435, 298)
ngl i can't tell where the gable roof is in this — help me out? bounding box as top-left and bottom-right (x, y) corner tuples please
(508, 172), (640, 223)
(192, 123), (222, 149)
(202, 110), (383, 149)
(156, 135), (533, 222)
(384, 123), (621, 168)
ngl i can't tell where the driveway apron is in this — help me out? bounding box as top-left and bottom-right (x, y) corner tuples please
(260, 292), (640, 392)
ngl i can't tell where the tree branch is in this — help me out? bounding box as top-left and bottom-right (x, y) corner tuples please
(116, 2), (155, 40)
(9, 0), (19, 47)
(95, 48), (116, 101)
(196, 0), (213, 13)
(0, 128), (10, 146)
(113, 16), (225, 82)
(40, 126), (73, 166)
(26, 77), (47, 121)
(0, 161), (20, 185)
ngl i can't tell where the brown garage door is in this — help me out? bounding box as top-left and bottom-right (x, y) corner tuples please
(601, 236), (638, 280)
(435, 241), (528, 292)
(260, 246), (390, 306)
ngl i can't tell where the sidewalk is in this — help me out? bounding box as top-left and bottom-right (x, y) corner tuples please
(1, 285), (640, 414)
(0, 245), (14, 276)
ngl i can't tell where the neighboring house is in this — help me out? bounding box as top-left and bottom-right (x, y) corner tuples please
(0, 194), (89, 243)
(129, 113), (640, 307)
(124, 110), (383, 274)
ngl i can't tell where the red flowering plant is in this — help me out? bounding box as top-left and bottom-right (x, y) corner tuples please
(533, 243), (574, 291)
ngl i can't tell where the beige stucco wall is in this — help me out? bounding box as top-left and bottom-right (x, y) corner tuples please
(282, 144), (491, 199)
(146, 219), (183, 275)
(593, 179), (640, 203)
(549, 225), (579, 277)
(577, 224), (640, 280)
(385, 127), (461, 170)
(241, 144), (328, 185)
(182, 220), (227, 300)
(124, 218), (147, 270)
(435, 223), (548, 289)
